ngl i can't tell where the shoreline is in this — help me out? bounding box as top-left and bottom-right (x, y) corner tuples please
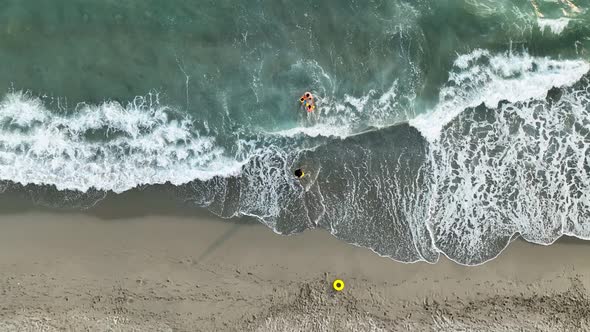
(0, 211), (588, 331)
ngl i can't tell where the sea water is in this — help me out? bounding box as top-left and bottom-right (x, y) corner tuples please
(0, 0), (589, 265)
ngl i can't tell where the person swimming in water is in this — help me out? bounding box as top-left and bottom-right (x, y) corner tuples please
(299, 92), (315, 113)
(294, 168), (304, 178)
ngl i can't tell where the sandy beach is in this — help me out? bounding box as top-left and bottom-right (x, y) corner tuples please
(0, 205), (588, 331)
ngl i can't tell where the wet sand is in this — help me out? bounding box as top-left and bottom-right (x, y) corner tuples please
(0, 211), (589, 331)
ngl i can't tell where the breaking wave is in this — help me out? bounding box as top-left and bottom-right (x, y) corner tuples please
(0, 92), (243, 193)
(1, 49), (589, 266)
(410, 49), (590, 142)
(537, 18), (570, 35)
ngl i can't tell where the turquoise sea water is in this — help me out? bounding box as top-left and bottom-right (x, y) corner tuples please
(0, 0), (589, 265)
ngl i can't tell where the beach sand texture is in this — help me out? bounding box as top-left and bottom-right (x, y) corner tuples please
(0, 210), (588, 331)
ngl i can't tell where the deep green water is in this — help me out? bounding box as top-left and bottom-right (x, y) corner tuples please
(1, 0), (587, 134)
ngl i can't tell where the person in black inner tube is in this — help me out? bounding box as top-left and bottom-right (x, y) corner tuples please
(294, 168), (304, 179)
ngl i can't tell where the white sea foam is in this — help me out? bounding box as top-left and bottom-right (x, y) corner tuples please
(427, 78), (590, 264)
(402, 49), (590, 264)
(410, 49), (589, 142)
(537, 18), (570, 35)
(0, 92), (244, 193)
(269, 124), (352, 139)
(269, 79), (408, 139)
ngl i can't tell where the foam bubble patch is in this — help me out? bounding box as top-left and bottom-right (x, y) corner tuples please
(427, 77), (590, 264)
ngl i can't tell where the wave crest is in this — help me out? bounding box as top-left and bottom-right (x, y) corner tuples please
(0, 92), (242, 193)
(411, 49), (589, 142)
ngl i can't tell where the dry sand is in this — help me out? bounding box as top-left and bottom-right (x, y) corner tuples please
(0, 211), (589, 331)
